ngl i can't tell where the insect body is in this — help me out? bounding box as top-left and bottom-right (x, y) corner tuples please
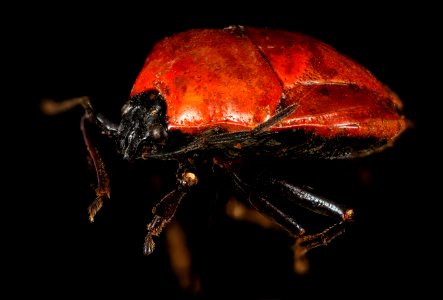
(43, 25), (407, 270)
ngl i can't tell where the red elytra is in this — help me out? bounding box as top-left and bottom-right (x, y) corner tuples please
(43, 25), (407, 276)
(131, 25), (406, 140)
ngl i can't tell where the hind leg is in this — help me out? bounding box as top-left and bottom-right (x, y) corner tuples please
(230, 171), (353, 274)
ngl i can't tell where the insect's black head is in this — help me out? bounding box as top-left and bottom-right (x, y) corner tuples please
(117, 91), (168, 160)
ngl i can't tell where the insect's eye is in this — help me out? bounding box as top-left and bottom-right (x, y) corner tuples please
(151, 125), (163, 140)
(149, 123), (168, 143)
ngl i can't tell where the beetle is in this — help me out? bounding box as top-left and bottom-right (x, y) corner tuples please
(43, 25), (407, 271)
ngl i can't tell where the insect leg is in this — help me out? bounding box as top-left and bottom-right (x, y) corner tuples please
(231, 172), (305, 236)
(144, 169), (198, 255)
(41, 96), (118, 134)
(258, 176), (354, 272)
(80, 115), (111, 222)
(231, 171), (311, 274)
(263, 177), (354, 221)
(232, 172), (353, 273)
(42, 97), (118, 221)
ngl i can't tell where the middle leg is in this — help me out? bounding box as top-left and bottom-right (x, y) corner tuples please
(143, 166), (199, 255)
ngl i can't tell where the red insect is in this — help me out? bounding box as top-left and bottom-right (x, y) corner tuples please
(43, 25), (407, 271)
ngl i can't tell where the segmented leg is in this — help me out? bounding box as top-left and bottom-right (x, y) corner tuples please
(294, 217), (351, 256)
(42, 97), (118, 221)
(231, 172), (306, 236)
(80, 115), (111, 222)
(261, 177), (354, 257)
(144, 170), (198, 255)
(231, 171), (353, 274)
(41, 97), (118, 134)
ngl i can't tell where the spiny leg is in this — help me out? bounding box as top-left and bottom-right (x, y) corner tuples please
(144, 170), (198, 255)
(42, 97), (118, 221)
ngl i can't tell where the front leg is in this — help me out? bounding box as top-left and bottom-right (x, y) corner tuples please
(144, 169), (198, 255)
(81, 115), (111, 222)
(42, 97), (118, 221)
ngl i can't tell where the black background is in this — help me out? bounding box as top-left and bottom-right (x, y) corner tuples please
(8, 4), (437, 299)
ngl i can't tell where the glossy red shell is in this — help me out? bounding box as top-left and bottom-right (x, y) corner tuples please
(130, 26), (406, 140)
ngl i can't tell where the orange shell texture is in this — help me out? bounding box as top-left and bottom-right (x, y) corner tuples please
(131, 26), (406, 140)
